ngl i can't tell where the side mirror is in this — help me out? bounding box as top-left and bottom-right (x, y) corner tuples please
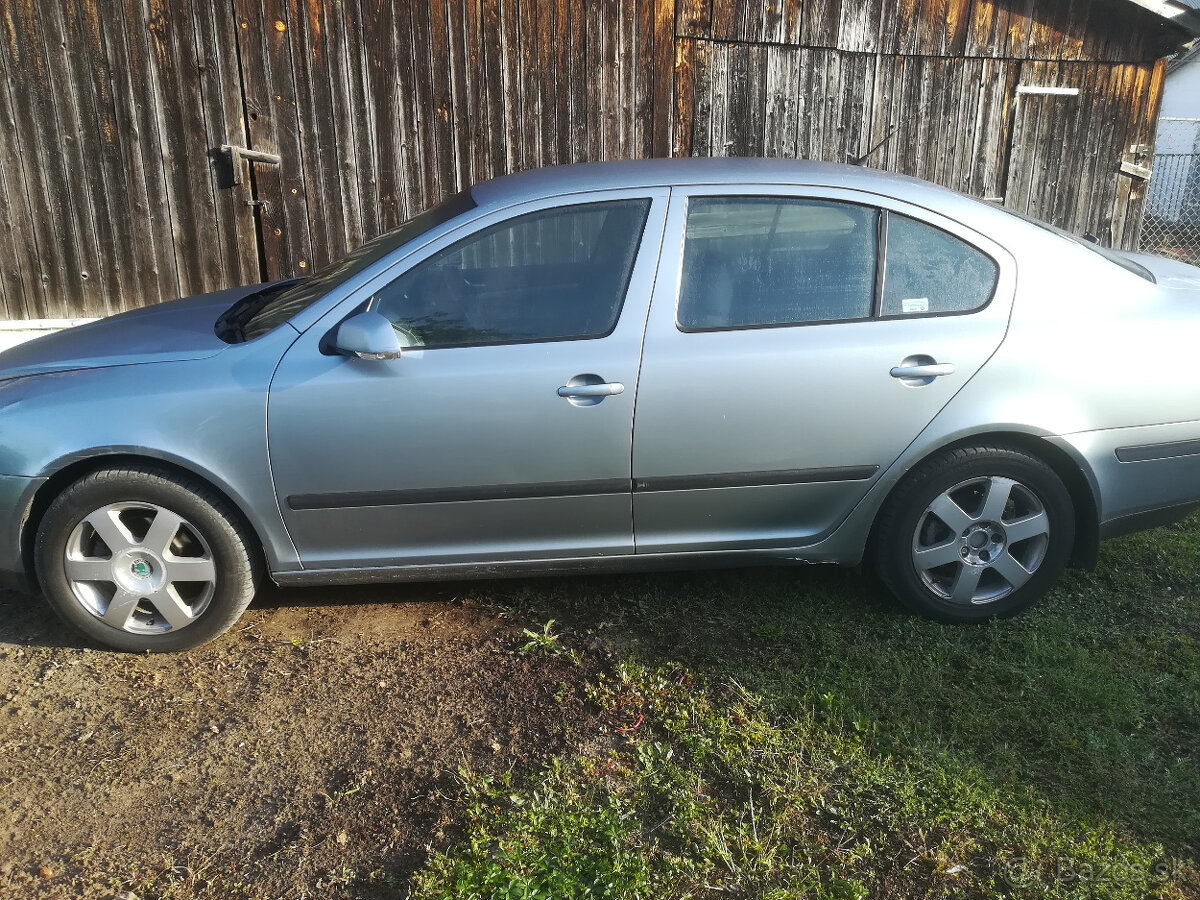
(333, 311), (403, 361)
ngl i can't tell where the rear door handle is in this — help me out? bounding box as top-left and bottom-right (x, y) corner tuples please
(557, 382), (624, 398)
(889, 364), (955, 378)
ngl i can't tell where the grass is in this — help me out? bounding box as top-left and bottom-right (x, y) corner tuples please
(406, 515), (1200, 899)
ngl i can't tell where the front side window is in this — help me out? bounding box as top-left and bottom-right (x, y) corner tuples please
(678, 197), (879, 330)
(881, 214), (998, 316)
(373, 199), (651, 348)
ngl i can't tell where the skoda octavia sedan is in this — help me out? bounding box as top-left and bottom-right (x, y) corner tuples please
(3, 158), (1199, 651)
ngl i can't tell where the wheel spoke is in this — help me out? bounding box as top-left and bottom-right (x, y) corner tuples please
(148, 586), (196, 630)
(978, 477), (1016, 524)
(949, 564), (984, 603)
(990, 550), (1033, 589)
(913, 539), (962, 571)
(101, 589), (141, 628)
(1005, 510), (1049, 544)
(84, 509), (135, 554)
(64, 558), (113, 582)
(164, 556), (216, 584)
(927, 493), (973, 533)
(141, 509), (184, 556)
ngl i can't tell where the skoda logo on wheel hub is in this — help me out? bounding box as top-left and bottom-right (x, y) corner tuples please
(130, 558), (153, 578)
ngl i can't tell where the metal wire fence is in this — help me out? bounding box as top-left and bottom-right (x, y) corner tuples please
(1142, 118), (1200, 264)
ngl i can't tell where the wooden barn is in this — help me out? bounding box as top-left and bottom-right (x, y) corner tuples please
(1, 0), (1199, 322)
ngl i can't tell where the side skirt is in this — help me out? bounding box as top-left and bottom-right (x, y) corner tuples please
(270, 548), (846, 588)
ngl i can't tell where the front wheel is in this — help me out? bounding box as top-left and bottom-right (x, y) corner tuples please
(873, 445), (1075, 622)
(35, 466), (260, 652)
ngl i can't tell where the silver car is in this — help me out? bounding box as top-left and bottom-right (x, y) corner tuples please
(3, 159), (1199, 651)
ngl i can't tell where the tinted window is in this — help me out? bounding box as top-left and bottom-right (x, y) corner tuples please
(678, 197), (879, 330)
(373, 199), (650, 348)
(882, 214), (998, 316)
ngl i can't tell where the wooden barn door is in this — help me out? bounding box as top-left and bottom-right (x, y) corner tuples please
(1004, 61), (1164, 250)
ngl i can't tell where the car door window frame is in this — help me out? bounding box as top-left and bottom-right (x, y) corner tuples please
(307, 187), (672, 352)
(669, 186), (1008, 334)
(370, 197), (654, 351)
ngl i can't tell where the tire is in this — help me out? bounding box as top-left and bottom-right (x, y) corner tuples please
(35, 466), (260, 652)
(873, 444), (1074, 623)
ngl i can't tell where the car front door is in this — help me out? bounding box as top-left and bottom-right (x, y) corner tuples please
(631, 186), (1016, 554)
(267, 188), (667, 570)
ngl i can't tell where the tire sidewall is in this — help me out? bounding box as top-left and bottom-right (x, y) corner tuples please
(876, 447), (1075, 622)
(35, 470), (257, 652)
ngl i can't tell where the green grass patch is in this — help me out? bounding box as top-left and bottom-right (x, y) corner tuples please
(409, 516), (1200, 898)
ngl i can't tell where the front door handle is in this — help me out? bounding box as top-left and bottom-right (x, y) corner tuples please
(558, 374), (624, 407)
(889, 363), (955, 379)
(557, 382), (624, 398)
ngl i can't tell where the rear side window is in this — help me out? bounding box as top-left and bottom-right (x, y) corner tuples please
(373, 199), (650, 348)
(881, 214), (998, 316)
(678, 197), (879, 330)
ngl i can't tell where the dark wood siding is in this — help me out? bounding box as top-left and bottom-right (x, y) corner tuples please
(0, 0), (1185, 318)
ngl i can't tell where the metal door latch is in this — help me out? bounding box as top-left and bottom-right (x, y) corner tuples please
(220, 144), (281, 185)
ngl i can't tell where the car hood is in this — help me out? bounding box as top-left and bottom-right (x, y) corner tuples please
(0, 283), (269, 378)
(1111, 250), (1200, 291)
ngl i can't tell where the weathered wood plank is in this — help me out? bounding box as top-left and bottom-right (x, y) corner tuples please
(710, 0), (742, 42)
(621, 0), (640, 157)
(285, 0), (348, 269)
(4, 0), (91, 316)
(497, 0), (521, 171)
(726, 42), (765, 156)
(839, 0), (881, 54)
(763, 44), (798, 158)
(55, 0), (134, 314)
(516, 0), (541, 169)
(689, 39), (715, 156)
(566, 0), (588, 163)
(189, 0), (260, 288)
(233, 0), (315, 276)
(427, 0), (459, 196)
(0, 52), (38, 318)
(605, 0), (624, 160)
(535, 0), (561, 166)
(324, 0), (369, 247)
(802, 0), (841, 49)
(146, 0), (241, 298)
(651, 0), (674, 156)
(673, 37), (697, 156)
(675, 0), (712, 39)
(398, 2), (427, 214)
(480, 0), (507, 177)
(339, 0), (380, 239)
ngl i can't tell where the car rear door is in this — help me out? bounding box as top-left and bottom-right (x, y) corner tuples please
(267, 188), (668, 570)
(631, 185), (1016, 554)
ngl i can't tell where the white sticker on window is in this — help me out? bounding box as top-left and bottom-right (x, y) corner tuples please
(901, 297), (930, 314)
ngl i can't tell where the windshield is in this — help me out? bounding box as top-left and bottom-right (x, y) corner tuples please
(996, 204), (1156, 283)
(218, 189), (477, 343)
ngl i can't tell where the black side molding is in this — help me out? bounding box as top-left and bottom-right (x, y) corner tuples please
(1115, 439), (1200, 464)
(288, 478), (630, 510)
(634, 465), (878, 492)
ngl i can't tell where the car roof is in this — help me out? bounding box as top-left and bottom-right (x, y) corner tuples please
(470, 157), (962, 209)
(466, 157), (1019, 240)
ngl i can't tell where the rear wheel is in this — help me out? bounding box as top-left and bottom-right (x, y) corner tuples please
(35, 466), (259, 651)
(873, 445), (1074, 622)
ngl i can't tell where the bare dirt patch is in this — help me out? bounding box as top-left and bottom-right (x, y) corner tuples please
(0, 581), (604, 899)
